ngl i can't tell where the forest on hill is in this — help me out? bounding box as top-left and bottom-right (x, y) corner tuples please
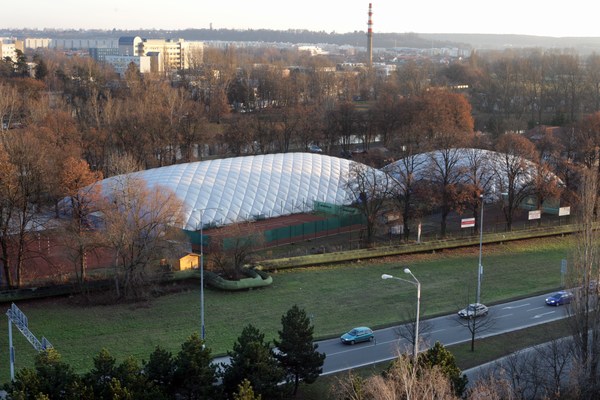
(5, 27), (600, 52)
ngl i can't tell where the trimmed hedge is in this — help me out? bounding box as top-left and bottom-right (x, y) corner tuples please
(203, 268), (273, 291)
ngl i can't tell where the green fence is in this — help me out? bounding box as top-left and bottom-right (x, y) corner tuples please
(313, 201), (361, 216)
(187, 202), (364, 250)
(183, 230), (211, 247)
(263, 213), (365, 245)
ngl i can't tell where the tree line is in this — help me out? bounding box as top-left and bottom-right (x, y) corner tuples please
(0, 45), (600, 287)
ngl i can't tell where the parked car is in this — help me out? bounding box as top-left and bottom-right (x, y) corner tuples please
(545, 290), (574, 306)
(351, 147), (368, 155)
(458, 303), (489, 319)
(340, 149), (353, 159)
(340, 327), (374, 344)
(307, 144), (322, 153)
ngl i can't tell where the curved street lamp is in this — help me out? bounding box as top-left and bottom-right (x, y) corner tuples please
(382, 268), (421, 359)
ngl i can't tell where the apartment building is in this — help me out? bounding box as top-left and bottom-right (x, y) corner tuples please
(0, 38), (25, 62)
(16, 35), (203, 74)
(104, 55), (153, 76)
(24, 37), (51, 49)
(117, 36), (203, 71)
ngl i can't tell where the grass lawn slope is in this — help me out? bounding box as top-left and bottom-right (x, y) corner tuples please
(0, 236), (573, 384)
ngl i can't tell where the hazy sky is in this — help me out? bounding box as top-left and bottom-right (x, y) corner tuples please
(4, 0), (599, 37)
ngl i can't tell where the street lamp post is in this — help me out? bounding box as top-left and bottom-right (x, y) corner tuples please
(382, 268), (421, 359)
(195, 207), (221, 342)
(477, 194), (484, 305)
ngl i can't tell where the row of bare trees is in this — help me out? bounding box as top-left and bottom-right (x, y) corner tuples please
(5, 47), (600, 177)
(346, 134), (563, 243)
(0, 117), (185, 296)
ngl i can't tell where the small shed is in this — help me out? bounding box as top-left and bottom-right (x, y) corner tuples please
(173, 253), (200, 271)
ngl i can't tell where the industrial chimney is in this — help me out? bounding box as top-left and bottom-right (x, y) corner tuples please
(367, 3), (373, 66)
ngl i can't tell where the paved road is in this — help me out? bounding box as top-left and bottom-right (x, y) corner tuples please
(318, 292), (569, 375)
(212, 292), (569, 375)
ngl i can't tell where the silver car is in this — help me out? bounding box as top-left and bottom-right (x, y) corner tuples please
(458, 303), (489, 319)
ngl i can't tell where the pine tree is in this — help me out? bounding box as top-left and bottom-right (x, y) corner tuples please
(420, 341), (468, 397)
(173, 333), (218, 400)
(273, 305), (326, 396)
(222, 324), (284, 399)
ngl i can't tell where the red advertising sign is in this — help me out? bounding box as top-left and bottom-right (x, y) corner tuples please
(461, 218), (476, 228)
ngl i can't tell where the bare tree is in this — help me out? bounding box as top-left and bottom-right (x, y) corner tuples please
(103, 152), (142, 178)
(222, 115), (256, 156)
(0, 81), (18, 133)
(0, 131), (48, 288)
(426, 147), (471, 237)
(58, 157), (103, 292)
(499, 350), (546, 399)
(330, 352), (459, 400)
(344, 163), (392, 245)
(467, 370), (515, 400)
(461, 148), (495, 234)
(370, 87), (402, 147)
(493, 133), (538, 231)
(395, 59), (431, 97)
(386, 152), (428, 241)
(472, 338), (575, 400)
(456, 304), (495, 352)
(100, 175), (186, 300)
(207, 223), (264, 281)
(566, 166), (600, 398)
(533, 338), (575, 398)
(394, 306), (433, 354)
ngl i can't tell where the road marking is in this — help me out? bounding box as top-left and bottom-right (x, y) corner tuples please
(429, 328), (447, 334)
(502, 303), (530, 309)
(495, 313), (513, 319)
(327, 344), (379, 356)
(527, 306), (545, 312)
(533, 311), (555, 319)
(327, 338), (407, 356)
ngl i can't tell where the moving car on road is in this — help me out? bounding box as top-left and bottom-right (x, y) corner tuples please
(458, 303), (489, 319)
(545, 290), (573, 306)
(340, 327), (374, 345)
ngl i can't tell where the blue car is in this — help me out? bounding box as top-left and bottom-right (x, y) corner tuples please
(340, 327), (374, 345)
(545, 291), (573, 306)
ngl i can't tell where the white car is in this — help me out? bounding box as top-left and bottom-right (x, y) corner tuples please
(458, 303), (489, 319)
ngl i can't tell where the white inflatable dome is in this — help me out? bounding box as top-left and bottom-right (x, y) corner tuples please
(97, 153), (369, 230)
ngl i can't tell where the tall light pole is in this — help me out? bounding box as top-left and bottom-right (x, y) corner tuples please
(477, 194), (484, 305)
(194, 207), (221, 342)
(382, 268), (421, 360)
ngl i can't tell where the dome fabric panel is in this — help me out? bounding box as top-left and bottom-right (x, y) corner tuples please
(97, 153), (370, 231)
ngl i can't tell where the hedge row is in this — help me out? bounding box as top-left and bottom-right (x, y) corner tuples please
(202, 268), (273, 290)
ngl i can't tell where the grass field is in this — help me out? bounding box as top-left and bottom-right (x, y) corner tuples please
(0, 236), (575, 385)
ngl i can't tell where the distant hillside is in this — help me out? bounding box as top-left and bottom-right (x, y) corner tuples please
(1, 28), (468, 49)
(4, 28), (600, 53)
(419, 33), (600, 53)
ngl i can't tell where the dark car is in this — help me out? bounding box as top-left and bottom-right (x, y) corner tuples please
(307, 144), (323, 153)
(545, 290), (573, 306)
(340, 327), (374, 345)
(340, 149), (353, 159)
